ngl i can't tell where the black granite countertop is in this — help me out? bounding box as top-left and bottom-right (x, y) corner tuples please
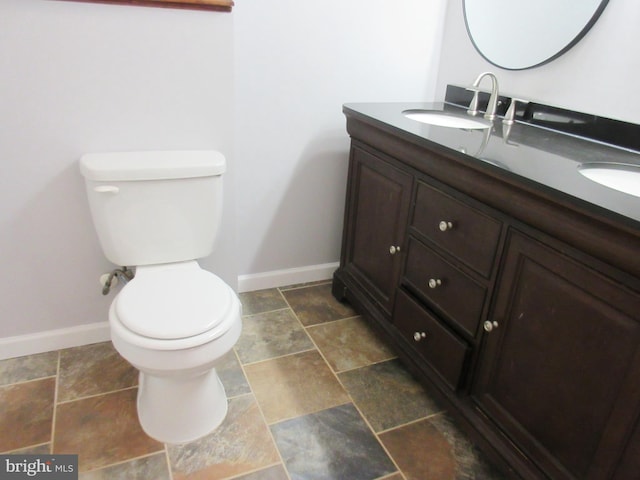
(343, 100), (640, 228)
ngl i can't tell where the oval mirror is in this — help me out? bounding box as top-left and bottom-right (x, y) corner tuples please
(463, 0), (609, 70)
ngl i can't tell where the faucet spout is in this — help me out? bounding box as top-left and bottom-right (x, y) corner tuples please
(468, 72), (500, 120)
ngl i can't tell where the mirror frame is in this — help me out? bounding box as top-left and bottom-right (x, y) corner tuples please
(60, 0), (233, 12)
(463, 0), (609, 70)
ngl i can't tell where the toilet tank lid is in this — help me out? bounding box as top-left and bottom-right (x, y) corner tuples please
(79, 150), (226, 181)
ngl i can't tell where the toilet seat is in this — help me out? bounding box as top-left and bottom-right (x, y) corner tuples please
(110, 262), (240, 351)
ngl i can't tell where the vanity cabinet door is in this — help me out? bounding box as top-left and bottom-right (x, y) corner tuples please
(342, 145), (413, 314)
(473, 230), (640, 480)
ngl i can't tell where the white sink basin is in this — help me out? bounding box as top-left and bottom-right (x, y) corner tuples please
(403, 109), (491, 130)
(578, 163), (640, 198)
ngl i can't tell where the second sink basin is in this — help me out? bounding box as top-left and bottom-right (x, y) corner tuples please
(403, 109), (491, 130)
(578, 163), (640, 198)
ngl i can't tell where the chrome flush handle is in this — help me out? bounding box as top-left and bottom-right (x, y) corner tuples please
(94, 185), (119, 194)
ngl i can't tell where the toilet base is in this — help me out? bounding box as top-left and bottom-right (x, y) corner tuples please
(137, 368), (228, 444)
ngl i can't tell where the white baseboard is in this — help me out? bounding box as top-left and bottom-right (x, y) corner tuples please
(0, 322), (111, 361)
(1, 262), (340, 360)
(237, 262), (339, 293)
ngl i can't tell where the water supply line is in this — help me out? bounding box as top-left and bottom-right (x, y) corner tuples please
(102, 267), (135, 295)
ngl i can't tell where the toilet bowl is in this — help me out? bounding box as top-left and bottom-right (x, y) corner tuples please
(79, 150), (241, 444)
(108, 262), (241, 444)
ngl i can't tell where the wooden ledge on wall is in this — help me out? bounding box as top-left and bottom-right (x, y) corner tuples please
(59, 0), (234, 12)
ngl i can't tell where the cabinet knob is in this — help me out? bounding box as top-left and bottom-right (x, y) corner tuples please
(389, 245), (401, 255)
(438, 221), (453, 232)
(428, 278), (442, 289)
(413, 331), (427, 342)
(483, 320), (499, 332)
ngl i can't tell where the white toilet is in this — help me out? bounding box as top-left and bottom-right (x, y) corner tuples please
(79, 150), (242, 444)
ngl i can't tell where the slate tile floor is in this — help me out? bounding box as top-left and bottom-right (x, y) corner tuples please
(0, 281), (504, 479)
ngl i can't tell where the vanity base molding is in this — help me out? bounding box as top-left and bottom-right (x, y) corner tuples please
(334, 110), (640, 480)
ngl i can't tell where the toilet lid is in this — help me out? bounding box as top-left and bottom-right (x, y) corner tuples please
(115, 268), (233, 340)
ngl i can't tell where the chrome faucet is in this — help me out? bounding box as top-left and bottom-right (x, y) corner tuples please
(466, 72), (500, 120)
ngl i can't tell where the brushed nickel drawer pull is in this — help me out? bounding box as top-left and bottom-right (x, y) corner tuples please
(483, 320), (499, 332)
(439, 221), (453, 232)
(413, 331), (427, 342)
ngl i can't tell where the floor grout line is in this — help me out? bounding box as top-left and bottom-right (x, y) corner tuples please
(164, 447), (174, 480)
(79, 451), (167, 475)
(222, 462), (285, 480)
(241, 306), (291, 319)
(264, 399), (355, 428)
(304, 313), (363, 330)
(232, 347), (292, 480)
(49, 351), (61, 455)
(329, 354), (399, 375)
(0, 375), (57, 389)
(2, 442), (50, 455)
(55, 384), (139, 406)
(238, 345), (317, 368)
(376, 409), (448, 436)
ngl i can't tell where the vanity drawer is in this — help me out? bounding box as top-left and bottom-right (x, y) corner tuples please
(394, 289), (469, 391)
(404, 237), (486, 337)
(411, 181), (502, 277)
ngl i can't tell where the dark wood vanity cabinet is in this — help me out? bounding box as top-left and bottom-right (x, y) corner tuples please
(333, 116), (640, 479)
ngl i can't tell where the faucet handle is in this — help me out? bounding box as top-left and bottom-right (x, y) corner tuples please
(503, 98), (528, 125)
(466, 88), (481, 116)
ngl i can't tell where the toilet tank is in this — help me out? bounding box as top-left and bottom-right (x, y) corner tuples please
(80, 151), (226, 267)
